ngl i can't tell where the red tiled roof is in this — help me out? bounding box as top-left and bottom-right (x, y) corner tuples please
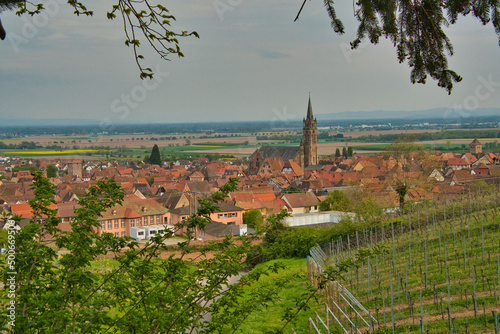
(447, 158), (470, 166)
(281, 192), (319, 208)
(11, 202), (59, 219)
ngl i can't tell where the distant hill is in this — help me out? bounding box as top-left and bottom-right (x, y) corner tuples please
(315, 107), (500, 121)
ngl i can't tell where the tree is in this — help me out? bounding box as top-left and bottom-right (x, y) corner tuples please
(355, 196), (384, 224)
(0, 0), (199, 79)
(243, 209), (264, 230)
(149, 144), (161, 165)
(383, 137), (434, 209)
(0, 17), (4, 40)
(347, 146), (353, 157)
(1, 172), (384, 333)
(334, 148), (341, 158)
(319, 190), (353, 212)
(45, 164), (57, 178)
(281, 186), (303, 194)
(295, 0), (500, 93)
(342, 147), (348, 158)
(208, 152), (221, 161)
(0, 174), (265, 332)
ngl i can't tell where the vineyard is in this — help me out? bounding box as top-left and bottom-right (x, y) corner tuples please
(308, 187), (500, 333)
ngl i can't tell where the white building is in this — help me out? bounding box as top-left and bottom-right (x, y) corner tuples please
(283, 211), (355, 227)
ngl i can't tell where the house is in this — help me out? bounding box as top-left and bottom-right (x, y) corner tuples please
(155, 189), (190, 210)
(174, 160), (191, 169)
(200, 221), (251, 240)
(247, 146), (302, 175)
(473, 155), (494, 167)
(461, 153), (478, 164)
(169, 202), (245, 239)
(426, 168), (444, 182)
(169, 202), (244, 226)
(188, 171), (204, 182)
(475, 163), (490, 175)
(450, 169), (476, 186)
(185, 181), (212, 195)
(446, 157), (471, 170)
(97, 195), (170, 238)
(280, 192), (320, 215)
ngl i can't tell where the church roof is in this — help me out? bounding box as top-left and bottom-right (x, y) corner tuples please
(306, 96), (314, 121)
(470, 138), (482, 145)
(251, 146), (302, 161)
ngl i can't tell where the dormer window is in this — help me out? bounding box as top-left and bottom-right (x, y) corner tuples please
(142, 207), (147, 213)
(112, 210), (117, 215)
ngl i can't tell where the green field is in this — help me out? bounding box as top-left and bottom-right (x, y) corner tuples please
(217, 258), (321, 333)
(352, 143), (470, 152)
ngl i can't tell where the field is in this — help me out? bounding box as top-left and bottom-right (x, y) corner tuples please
(0, 149), (99, 156)
(1, 129), (499, 159)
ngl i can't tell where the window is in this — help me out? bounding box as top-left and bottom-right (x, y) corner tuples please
(121, 220), (125, 228)
(131, 219), (135, 228)
(114, 232), (119, 237)
(137, 217), (142, 226)
(158, 229), (164, 234)
(150, 230), (156, 235)
(108, 221), (112, 229)
(218, 214), (223, 219)
(314, 205), (318, 210)
(227, 221), (236, 225)
(224, 213), (228, 218)
(138, 231), (144, 236)
(144, 217), (148, 225)
(121, 232), (126, 237)
(231, 213), (237, 217)
(101, 222), (105, 230)
(114, 220), (119, 229)
(156, 216), (160, 224)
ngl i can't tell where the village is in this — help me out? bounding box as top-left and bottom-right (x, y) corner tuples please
(1, 122), (499, 241)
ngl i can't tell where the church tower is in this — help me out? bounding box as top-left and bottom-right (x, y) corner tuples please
(302, 96), (318, 168)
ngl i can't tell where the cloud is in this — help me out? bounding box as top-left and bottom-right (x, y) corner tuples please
(257, 49), (291, 59)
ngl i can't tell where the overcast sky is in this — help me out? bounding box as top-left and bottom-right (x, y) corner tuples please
(1, 0), (499, 126)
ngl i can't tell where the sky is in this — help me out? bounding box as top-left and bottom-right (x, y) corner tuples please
(1, 0), (500, 126)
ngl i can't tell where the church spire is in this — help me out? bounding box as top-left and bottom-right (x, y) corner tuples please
(306, 94), (314, 121)
(302, 94), (318, 168)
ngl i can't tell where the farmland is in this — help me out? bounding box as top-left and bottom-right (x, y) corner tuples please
(0, 127), (499, 160)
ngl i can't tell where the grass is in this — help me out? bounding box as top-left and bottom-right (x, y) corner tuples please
(226, 258), (324, 333)
(89, 257), (120, 271)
